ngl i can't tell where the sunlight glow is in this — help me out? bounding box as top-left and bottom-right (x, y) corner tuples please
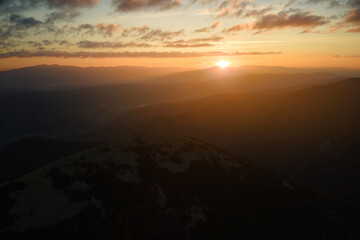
(216, 60), (231, 68)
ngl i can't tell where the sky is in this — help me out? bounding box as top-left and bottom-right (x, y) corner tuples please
(0, 0), (359, 69)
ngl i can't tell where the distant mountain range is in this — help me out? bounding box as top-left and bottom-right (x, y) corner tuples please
(1, 64), (359, 92)
(0, 65), (188, 91)
(1, 132), (358, 239)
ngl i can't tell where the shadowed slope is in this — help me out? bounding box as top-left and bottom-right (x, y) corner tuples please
(0, 132), (358, 239)
(0, 136), (101, 183)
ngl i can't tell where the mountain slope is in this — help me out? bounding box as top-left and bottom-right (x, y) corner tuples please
(0, 132), (358, 239)
(0, 136), (100, 183)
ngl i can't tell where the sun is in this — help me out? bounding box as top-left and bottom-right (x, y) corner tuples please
(215, 60), (231, 68)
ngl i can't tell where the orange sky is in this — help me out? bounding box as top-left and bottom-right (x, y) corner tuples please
(0, 0), (359, 70)
(1, 53), (359, 71)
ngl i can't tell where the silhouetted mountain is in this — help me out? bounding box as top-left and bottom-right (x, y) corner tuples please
(0, 136), (100, 183)
(81, 78), (360, 207)
(0, 132), (358, 239)
(0, 65), (186, 91)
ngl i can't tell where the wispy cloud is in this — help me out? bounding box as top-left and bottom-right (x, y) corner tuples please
(194, 21), (221, 33)
(0, 50), (282, 58)
(77, 40), (152, 48)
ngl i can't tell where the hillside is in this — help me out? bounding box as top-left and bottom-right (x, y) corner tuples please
(0, 132), (358, 239)
(0, 136), (100, 183)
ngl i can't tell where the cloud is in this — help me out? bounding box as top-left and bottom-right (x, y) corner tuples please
(245, 7), (272, 17)
(122, 25), (150, 37)
(112, 0), (181, 12)
(164, 43), (215, 48)
(305, 0), (340, 8)
(283, 0), (297, 9)
(96, 23), (121, 37)
(222, 23), (252, 34)
(0, 50), (282, 58)
(194, 21), (221, 33)
(43, 0), (99, 9)
(0, 0), (99, 12)
(0, 14), (43, 39)
(58, 40), (72, 46)
(77, 40), (152, 48)
(45, 10), (81, 23)
(26, 40), (44, 49)
(73, 23), (95, 35)
(163, 35), (223, 47)
(343, 8), (360, 32)
(344, 9), (360, 23)
(348, 0), (360, 7)
(0, 40), (19, 50)
(215, 0), (255, 18)
(222, 10), (327, 34)
(189, 35), (224, 42)
(252, 10), (327, 33)
(305, 0), (360, 8)
(139, 29), (185, 41)
(217, 7), (232, 17)
(9, 14), (42, 27)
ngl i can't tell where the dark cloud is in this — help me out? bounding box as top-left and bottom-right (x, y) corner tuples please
(27, 40), (43, 48)
(77, 40), (152, 48)
(283, 0), (297, 9)
(0, 0), (99, 12)
(0, 40), (18, 49)
(343, 8), (360, 32)
(222, 10), (327, 34)
(71, 23), (121, 37)
(9, 14), (42, 27)
(245, 7), (272, 17)
(0, 14), (43, 39)
(42, 39), (53, 45)
(0, 50), (282, 58)
(43, 0), (99, 9)
(45, 10), (81, 23)
(347, 0), (360, 7)
(306, 0), (336, 5)
(112, 0), (181, 12)
(73, 23), (95, 35)
(194, 21), (221, 33)
(215, 0), (255, 18)
(344, 9), (360, 23)
(122, 25), (149, 37)
(58, 40), (72, 46)
(139, 29), (185, 41)
(96, 23), (121, 37)
(305, 0), (350, 8)
(252, 10), (327, 33)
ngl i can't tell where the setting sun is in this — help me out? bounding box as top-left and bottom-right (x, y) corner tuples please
(216, 60), (231, 68)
